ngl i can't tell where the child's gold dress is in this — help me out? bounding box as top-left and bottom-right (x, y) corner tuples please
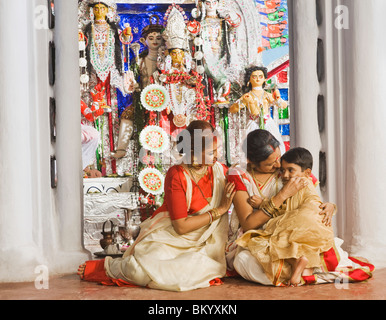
(237, 180), (334, 286)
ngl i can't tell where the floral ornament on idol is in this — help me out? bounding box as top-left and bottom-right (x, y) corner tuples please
(140, 84), (169, 112)
(139, 167), (165, 195)
(159, 69), (209, 121)
(139, 125), (170, 154)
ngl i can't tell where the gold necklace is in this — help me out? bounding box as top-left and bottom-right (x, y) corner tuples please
(185, 165), (212, 205)
(251, 168), (274, 197)
(188, 166), (208, 182)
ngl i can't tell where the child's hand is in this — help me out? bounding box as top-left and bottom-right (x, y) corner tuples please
(248, 195), (263, 209)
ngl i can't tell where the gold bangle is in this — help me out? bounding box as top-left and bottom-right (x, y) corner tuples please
(211, 208), (222, 221)
(260, 198), (275, 218)
(208, 211), (213, 224)
(269, 197), (279, 212)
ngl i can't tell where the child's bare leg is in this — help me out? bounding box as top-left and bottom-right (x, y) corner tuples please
(287, 256), (309, 286)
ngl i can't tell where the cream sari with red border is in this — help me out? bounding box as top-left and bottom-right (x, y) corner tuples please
(104, 162), (228, 292)
(227, 167), (374, 286)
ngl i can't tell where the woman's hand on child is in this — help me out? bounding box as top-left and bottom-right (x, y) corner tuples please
(248, 195), (263, 209)
(319, 202), (336, 227)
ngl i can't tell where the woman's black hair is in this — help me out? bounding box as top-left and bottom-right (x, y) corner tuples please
(243, 129), (280, 166)
(243, 66), (268, 93)
(281, 147), (313, 171)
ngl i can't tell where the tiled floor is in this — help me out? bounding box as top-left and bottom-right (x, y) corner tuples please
(1, 268), (385, 301)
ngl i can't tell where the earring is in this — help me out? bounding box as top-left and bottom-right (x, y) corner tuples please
(90, 10), (94, 21)
(247, 82), (250, 87)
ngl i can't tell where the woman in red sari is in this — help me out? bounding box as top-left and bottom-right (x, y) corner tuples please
(78, 120), (236, 291)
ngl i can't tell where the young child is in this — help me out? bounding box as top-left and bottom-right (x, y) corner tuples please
(238, 147), (335, 286)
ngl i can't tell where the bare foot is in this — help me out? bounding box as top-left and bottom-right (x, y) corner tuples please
(77, 263), (86, 280)
(288, 256), (308, 286)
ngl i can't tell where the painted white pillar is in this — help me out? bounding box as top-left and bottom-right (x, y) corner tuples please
(53, 0), (91, 270)
(0, 0), (46, 282)
(338, 0), (386, 265)
(288, 0), (322, 180)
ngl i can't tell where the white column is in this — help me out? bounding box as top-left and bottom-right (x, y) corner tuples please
(0, 0), (43, 282)
(54, 0), (90, 269)
(288, 0), (322, 179)
(338, 0), (386, 265)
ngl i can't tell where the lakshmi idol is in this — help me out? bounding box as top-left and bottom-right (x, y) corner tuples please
(79, 0), (134, 176)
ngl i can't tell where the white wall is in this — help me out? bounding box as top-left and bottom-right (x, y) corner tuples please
(0, 0), (89, 283)
(338, 0), (386, 265)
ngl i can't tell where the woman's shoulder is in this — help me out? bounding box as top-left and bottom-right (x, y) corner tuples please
(166, 165), (186, 176)
(217, 162), (229, 175)
(227, 166), (250, 191)
(228, 166), (249, 178)
(165, 165), (187, 181)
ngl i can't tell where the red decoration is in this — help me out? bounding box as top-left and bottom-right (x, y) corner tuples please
(187, 20), (201, 35)
(277, 70), (288, 83)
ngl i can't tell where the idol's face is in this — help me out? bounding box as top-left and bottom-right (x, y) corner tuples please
(250, 70), (266, 88)
(145, 32), (163, 51)
(170, 48), (185, 66)
(254, 147), (282, 174)
(93, 3), (108, 20)
(204, 0), (219, 14)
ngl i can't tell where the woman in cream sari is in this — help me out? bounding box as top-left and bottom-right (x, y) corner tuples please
(226, 130), (374, 286)
(78, 120), (236, 291)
